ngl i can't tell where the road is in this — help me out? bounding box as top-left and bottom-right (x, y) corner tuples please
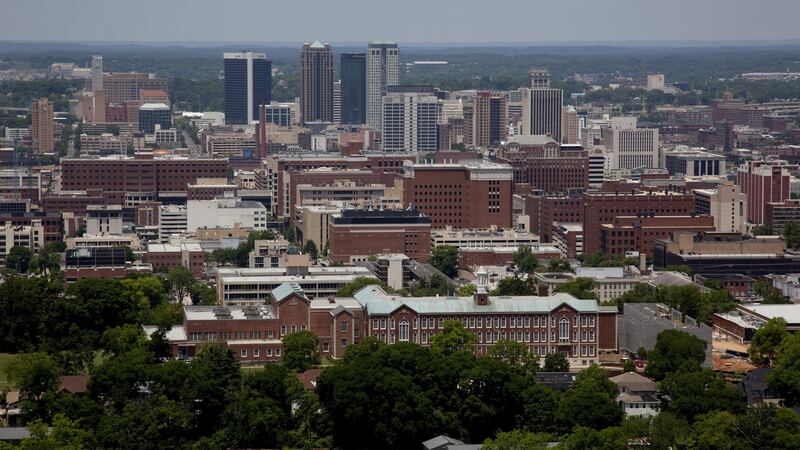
(182, 130), (201, 156)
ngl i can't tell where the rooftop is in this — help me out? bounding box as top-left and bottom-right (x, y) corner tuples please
(738, 303), (800, 325)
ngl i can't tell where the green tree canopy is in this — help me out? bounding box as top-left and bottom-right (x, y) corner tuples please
(554, 277), (597, 299)
(542, 352), (570, 372)
(645, 329), (707, 380)
(513, 246), (539, 273)
(282, 330), (320, 372)
(430, 245), (459, 277)
(749, 317), (789, 366)
(492, 276), (534, 295)
(430, 320), (478, 355)
(7, 246), (33, 273)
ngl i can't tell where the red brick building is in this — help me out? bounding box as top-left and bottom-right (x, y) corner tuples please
(402, 160), (513, 229)
(765, 200), (800, 233)
(497, 136), (588, 193)
(42, 189), (125, 215)
(282, 169), (397, 220)
(583, 190), (696, 256)
(600, 214), (715, 257)
(525, 194), (584, 242)
(328, 209), (432, 263)
(737, 161), (792, 225)
(163, 278), (619, 367)
(143, 243), (205, 278)
(60, 154), (228, 195)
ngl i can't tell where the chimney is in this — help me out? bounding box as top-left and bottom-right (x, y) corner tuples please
(328, 295), (335, 304)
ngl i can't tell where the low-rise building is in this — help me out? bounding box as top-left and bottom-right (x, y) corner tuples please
(610, 372), (660, 417)
(552, 223), (583, 258)
(187, 197), (268, 233)
(713, 303), (800, 343)
(328, 208), (432, 264)
(249, 239), (291, 268)
(143, 242), (205, 278)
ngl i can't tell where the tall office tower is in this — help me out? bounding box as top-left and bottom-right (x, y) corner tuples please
(333, 81), (342, 124)
(300, 42), (334, 124)
(30, 98), (54, 154)
(462, 103), (474, 147)
(601, 118), (659, 170)
(91, 55), (104, 92)
(366, 41), (399, 129)
(382, 91), (441, 152)
(340, 53), (366, 124)
(529, 68), (551, 89)
(224, 51), (272, 125)
(521, 69), (563, 141)
(473, 91), (508, 148)
(562, 105), (580, 144)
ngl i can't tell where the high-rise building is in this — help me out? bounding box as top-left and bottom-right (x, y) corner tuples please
(224, 51), (272, 125)
(138, 103), (172, 134)
(473, 91), (508, 148)
(562, 106), (580, 145)
(30, 98), (54, 154)
(602, 118), (659, 170)
(300, 42), (334, 124)
(529, 68), (551, 89)
(737, 161), (791, 225)
(521, 70), (563, 141)
(366, 42), (399, 129)
(382, 91), (441, 152)
(333, 80), (341, 124)
(340, 53), (366, 124)
(91, 55), (104, 93)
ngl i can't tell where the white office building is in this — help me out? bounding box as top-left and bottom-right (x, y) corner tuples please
(366, 42), (399, 129)
(187, 197), (268, 232)
(602, 118), (659, 170)
(382, 92), (441, 152)
(159, 204), (188, 243)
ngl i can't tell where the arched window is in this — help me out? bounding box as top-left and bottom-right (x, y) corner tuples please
(399, 320), (410, 342)
(559, 318), (569, 342)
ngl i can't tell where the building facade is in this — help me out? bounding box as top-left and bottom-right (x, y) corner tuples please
(224, 51), (272, 125)
(31, 98), (54, 153)
(340, 53), (366, 125)
(328, 209), (432, 263)
(473, 91), (508, 148)
(366, 42), (399, 129)
(300, 42), (334, 124)
(382, 91), (441, 152)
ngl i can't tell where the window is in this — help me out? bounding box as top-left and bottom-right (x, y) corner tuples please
(275, 348), (281, 356)
(341, 321), (348, 332)
(422, 332), (428, 344)
(534, 316), (539, 327)
(581, 316), (587, 327)
(381, 318), (387, 329)
(438, 318), (444, 327)
(589, 330), (595, 342)
(525, 331), (530, 342)
(267, 348), (273, 356)
(253, 348), (260, 358)
(268, 331), (275, 339)
(478, 317), (483, 328)
(373, 319), (379, 330)
(573, 316), (579, 327)
(323, 342), (329, 352)
(414, 319), (418, 329)
(399, 320), (410, 342)
(240, 349), (247, 358)
(422, 317), (428, 329)
(501, 317), (507, 327)
(560, 318), (569, 341)
(510, 317), (516, 328)
(582, 330), (587, 342)
(469, 317), (475, 328)
(573, 330), (579, 342)
(524, 317), (531, 327)
(280, 325), (286, 336)
(291, 324), (297, 333)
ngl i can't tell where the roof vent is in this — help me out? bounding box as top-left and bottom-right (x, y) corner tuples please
(213, 307), (232, 319)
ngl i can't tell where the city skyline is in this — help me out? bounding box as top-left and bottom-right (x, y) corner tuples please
(3, 0), (800, 43)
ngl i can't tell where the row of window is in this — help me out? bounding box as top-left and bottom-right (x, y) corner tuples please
(240, 347), (281, 358)
(371, 315), (596, 331)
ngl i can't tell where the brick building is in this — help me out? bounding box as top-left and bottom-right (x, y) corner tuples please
(497, 135), (588, 193)
(264, 153), (416, 218)
(737, 161), (792, 225)
(599, 214), (715, 257)
(161, 275), (619, 367)
(41, 190), (125, 215)
(60, 154), (228, 198)
(764, 200), (800, 233)
(525, 194), (584, 242)
(583, 190), (696, 256)
(402, 160), (513, 229)
(0, 212), (63, 245)
(328, 209), (432, 263)
(143, 243), (205, 278)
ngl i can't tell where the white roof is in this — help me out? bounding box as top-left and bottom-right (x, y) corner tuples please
(147, 243), (202, 253)
(139, 102), (170, 111)
(739, 304), (800, 325)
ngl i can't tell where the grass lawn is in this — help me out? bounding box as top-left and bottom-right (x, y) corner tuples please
(0, 353), (16, 390)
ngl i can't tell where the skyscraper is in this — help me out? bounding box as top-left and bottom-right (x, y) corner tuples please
(473, 91), (508, 148)
(366, 42), (399, 129)
(31, 98), (54, 154)
(521, 69), (563, 141)
(382, 90), (441, 152)
(300, 42), (334, 124)
(91, 55), (103, 92)
(340, 53), (366, 124)
(224, 51), (272, 125)
(562, 106), (580, 145)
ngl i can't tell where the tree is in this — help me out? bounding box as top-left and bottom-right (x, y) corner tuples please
(546, 258), (572, 273)
(488, 340), (539, 374)
(783, 221), (800, 249)
(749, 318), (789, 366)
(556, 367), (623, 432)
(285, 225), (296, 243)
(190, 282), (217, 305)
(768, 333), (800, 406)
(282, 330), (320, 372)
(167, 266), (195, 303)
(752, 224), (773, 236)
(457, 284), (477, 296)
(18, 414), (91, 450)
(555, 277), (597, 299)
(513, 246), (539, 273)
(483, 430), (552, 449)
(6, 246), (32, 273)
(335, 276), (401, 297)
(303, 240), (319, 260)
(430, 245), (459, 277)
(6, 352), (60, 420)
(622, 359), (636, 373)
(430, 320), (477, 354)
(660, 368), (745, 420)
(542, 352), (569, 372)
(645, 329), (707, 380)
(492, 277), (534, 295)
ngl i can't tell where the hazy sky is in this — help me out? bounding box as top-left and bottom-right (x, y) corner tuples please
(3, 0), (800, 43)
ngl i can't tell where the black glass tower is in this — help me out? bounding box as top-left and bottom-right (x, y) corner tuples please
(340, 53), (366, 125)
(224, 52), (272, 125)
